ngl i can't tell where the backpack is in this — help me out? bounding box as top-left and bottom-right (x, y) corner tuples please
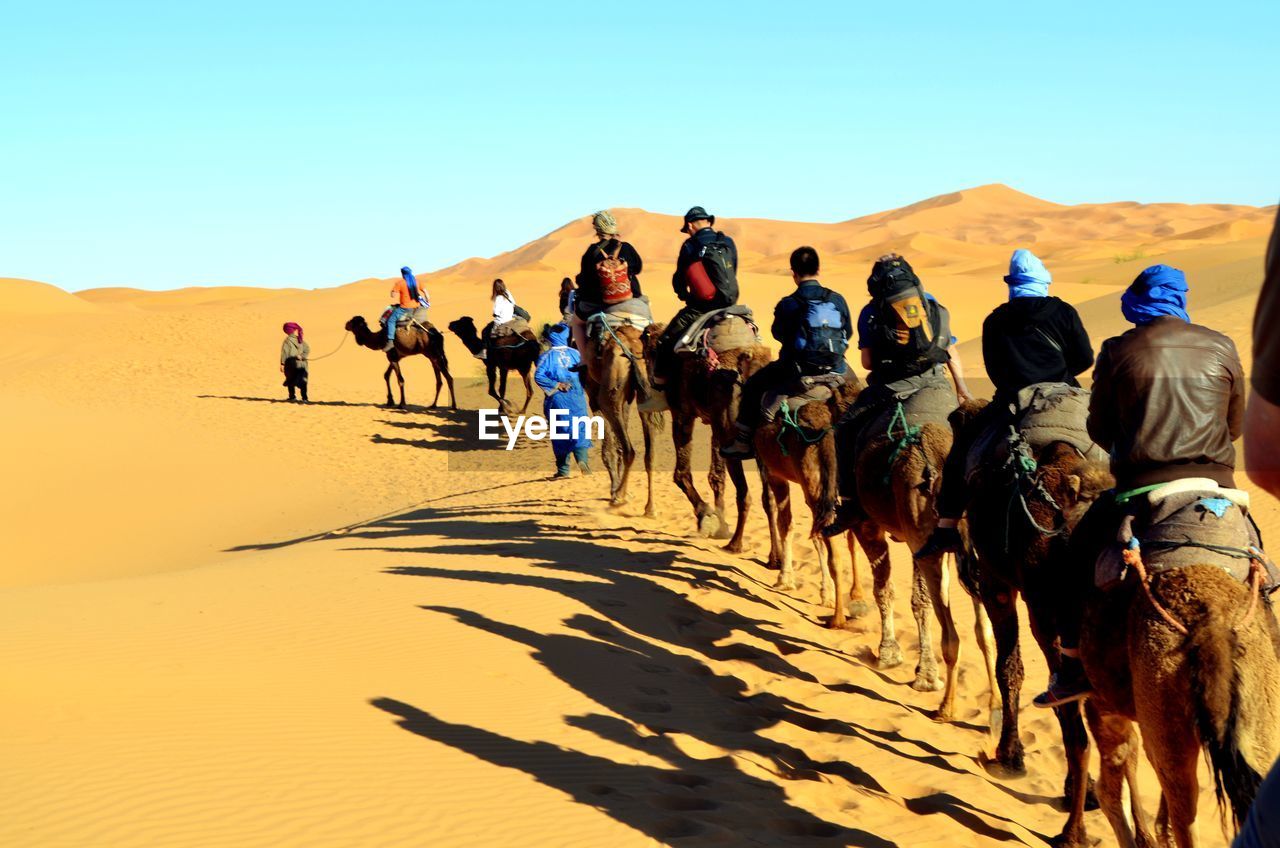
(595, 241), (632, 305)
(866, 258), (949, 381)
(685, 232), (739, 306)
(792, 290), (848, 375)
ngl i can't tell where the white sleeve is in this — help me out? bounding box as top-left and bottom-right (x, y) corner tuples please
(493, 296), (515, 323)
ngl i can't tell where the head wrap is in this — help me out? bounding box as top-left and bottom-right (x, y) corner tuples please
(547, 322), (571, 347)
(1004, 249), (1052, 299)
(283, 322), (303, 342)
(400, 266), (420, 301)
(1121, 264), (1190, 325)
(592, 211), (618, 236)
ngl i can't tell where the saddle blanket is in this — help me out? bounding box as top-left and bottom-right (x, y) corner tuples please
(674, 305), (759, 356)
(1095, 478), (1280, 591)
(761, 372), (852, 424)
(382, 306), (432, 327)
(492, 318), (532, 339)
(965, 382), (1105, 482)
(585, 297), (653, 340)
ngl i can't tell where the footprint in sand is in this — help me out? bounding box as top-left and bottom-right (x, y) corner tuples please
(648, 795), (719, 812)
(632, 700), (673, 714)
(637, 662), (673, 674)
(655, 772), (710, 789)
(636, 685), (668, 696)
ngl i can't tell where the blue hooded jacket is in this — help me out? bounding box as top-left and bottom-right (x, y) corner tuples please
(1004, 249), (1051, 299)
(1121, 264), (1189, 325)
(534, 324), (593, 456)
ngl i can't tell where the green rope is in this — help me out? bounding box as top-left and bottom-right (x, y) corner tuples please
(588, 312), (640, 364)
(775, 401), (830, 457)
(883, 401), (922, 482)
(1115, 483), (1163, 505)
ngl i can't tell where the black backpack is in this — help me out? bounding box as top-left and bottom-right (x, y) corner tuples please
(866, 257), (949, 380)
(791, 289), (848, 375)
(698, 233), (739, 306)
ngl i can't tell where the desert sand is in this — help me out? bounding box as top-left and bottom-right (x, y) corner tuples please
(1, 185), (1275, 847)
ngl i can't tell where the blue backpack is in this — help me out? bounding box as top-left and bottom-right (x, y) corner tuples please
(792, 291), (848, 375)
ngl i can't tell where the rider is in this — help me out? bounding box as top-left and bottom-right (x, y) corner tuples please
(570, 210), (644, 353)
(385, 266), (427, 351)
(913, 249), (1094, 559)
(720, 246), (850, 459)
(651, 206), (739, 389)
(534, 323), (594, 478)
(1034, 264), (1245, 708)
(823, 254), (971, 536)
(477, 279), (523, 360)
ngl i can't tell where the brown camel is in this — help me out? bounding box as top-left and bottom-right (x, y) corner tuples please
(641, 319), (771, 552)
(579, 324), (664, 515)
(754, 378), (879, 628)
(344, 315), (456, 409)
(954, 404), (1107, 845)
(447, 316), (539, 414)
(852, 392), (999, 722)
(1075, 511), (1280, 846)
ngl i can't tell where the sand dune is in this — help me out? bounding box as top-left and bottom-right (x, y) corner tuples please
(1, 186), (1273, 847)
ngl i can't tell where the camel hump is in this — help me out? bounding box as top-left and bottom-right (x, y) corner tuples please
(1095, 482), (1279, 590)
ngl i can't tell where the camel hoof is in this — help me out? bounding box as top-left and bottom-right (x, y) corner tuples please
(644, 508), (657, 519)
(1049, 829), (1088, 848)
(987, 707), (1004, 739)
(773, 575), (797, 592)
(697, 512), (722, 539)
(847, 600), (872, 620)
(825, 617), (848, 631)
(980, 753), (1028, 778)
(911, 672), (943, 692)
(722, 539), (745, 554)
(875, 648), (906, 676)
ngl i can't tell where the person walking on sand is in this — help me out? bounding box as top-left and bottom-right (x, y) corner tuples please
(534, 323), (593, 477)
(280, 322), (310, 402)
(385, 266), (428, 351)
(558, 277), (577, 324)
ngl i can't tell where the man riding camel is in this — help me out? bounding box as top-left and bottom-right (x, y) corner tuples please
(823, 253), (971, 536)
(651, 206), (739, 390)
(914, 249), (1094, 559)
(385, 266), (428, 351)
(570, 210), (645, 354)
(720, 246), (851, 459)
(1034, 264), (1246, 708)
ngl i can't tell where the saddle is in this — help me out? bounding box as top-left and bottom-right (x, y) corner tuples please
(491, 318), (533, 340)
(585, 296), (653, 344)
(380, 306), (432, 328)
(1095, 479), (1280, 591)
(854, 371), (956, 458)
(964, 382), (1106, 482)
(673, 305), (759, 357)
(761, 371), (852, 424)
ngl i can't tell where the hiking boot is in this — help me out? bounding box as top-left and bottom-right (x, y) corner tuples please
(474, 349), (487, 361)
(719, 429), (756, 460)
(821, 499), (863, 538)
(1033, 659), (1092, 708)
(382, 339), (395, 352)
(913, 525), (962, 560)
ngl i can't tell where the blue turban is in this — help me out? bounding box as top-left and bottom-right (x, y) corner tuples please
(401, 266), (419, 301)
(547, 322), (571, 347)
(1004, 249), (1052, 299)
(1121, 264), (1189, 325)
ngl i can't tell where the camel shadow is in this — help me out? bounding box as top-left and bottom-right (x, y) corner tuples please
(198, 394), (412, 409)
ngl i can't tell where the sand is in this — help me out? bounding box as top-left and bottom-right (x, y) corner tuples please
(1, 185), (1274, 847)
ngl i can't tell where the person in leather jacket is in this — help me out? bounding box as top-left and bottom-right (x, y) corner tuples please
(1035, 264), (1246, 708)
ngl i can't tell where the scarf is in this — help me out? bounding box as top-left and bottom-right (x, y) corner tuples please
(400, 266), (420, 302)
(1121, 264), (1190, 325)
(283, 322), (303, 342)
(1004, 248), (1051, 300)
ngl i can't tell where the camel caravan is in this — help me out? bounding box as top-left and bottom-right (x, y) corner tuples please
(311, 206), (1280, 846)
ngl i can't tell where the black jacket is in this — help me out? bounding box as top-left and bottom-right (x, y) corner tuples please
(772, 280), (851, 369)
(1088, 317), (1244, 490)
(574, 238), (643, 306)
(982, 296), (1093, 400)
(672, 227), (738, 304)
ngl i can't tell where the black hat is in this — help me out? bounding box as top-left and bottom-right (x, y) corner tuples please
(681, 206), (714, 231)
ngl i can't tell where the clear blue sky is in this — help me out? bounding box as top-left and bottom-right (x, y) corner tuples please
(3, 1), (1277, 291)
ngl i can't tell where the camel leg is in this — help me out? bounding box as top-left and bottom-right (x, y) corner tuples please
(912, 553), (950, 700)
(1085, 707), (1156, 848)
(603, 405), (634, 508)
(671, 416), (715, 536)
(855, 521), (902, 668)
(442, 359), (457, 409)
(707, 447), (729, 539)
(1142, 707), (1201, 848)
(393, 360), (407, 408)
(383, 363), (396, 407)
(640, 413), (657, 518)
(971, 590), (1001, 729)
(758, 464), (783, 571)
(723, 458), (749, 553)
(496, 367), (510, 412)
(982, 576), (1026, 774)
(519, 364), (533, 415)
(429, 359), (443, 408)
(846, 530), (872, 619)
(819, 535), (845, 628)
(770, 481), (797, 592)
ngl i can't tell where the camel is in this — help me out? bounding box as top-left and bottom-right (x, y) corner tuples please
(954, 403), (1106, 844)
(344, 315), (456, 409)
(641, 319), (771, 552)
(753, 377), (879, 629)
(447, 316), (539, 414)
(848, 389), (999, 723)
(578, 321), (664, 515)
(1072, 502), (1280, 846)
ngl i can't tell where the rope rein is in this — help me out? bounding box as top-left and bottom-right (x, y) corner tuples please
(1123, 541), (1266, 637)
(302, 331), (351, 362)
(882, 401), (924, 484)
(775, 401), (830, 457)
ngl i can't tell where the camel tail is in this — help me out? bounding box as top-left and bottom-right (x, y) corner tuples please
(1183, 575), (1271, 832)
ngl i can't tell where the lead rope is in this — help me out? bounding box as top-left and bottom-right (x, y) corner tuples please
(1234, 554), (1265, 632)
(304, 331), (351, 362)
(1123, 540), (1189, 636)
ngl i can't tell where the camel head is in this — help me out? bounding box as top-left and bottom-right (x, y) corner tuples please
(345, 316), (370, 333)
(948, 396), (991, 433)
(447, 317), (483, 355)
(640, 323), (666, 358)
(1036, 442), (1115, 518)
